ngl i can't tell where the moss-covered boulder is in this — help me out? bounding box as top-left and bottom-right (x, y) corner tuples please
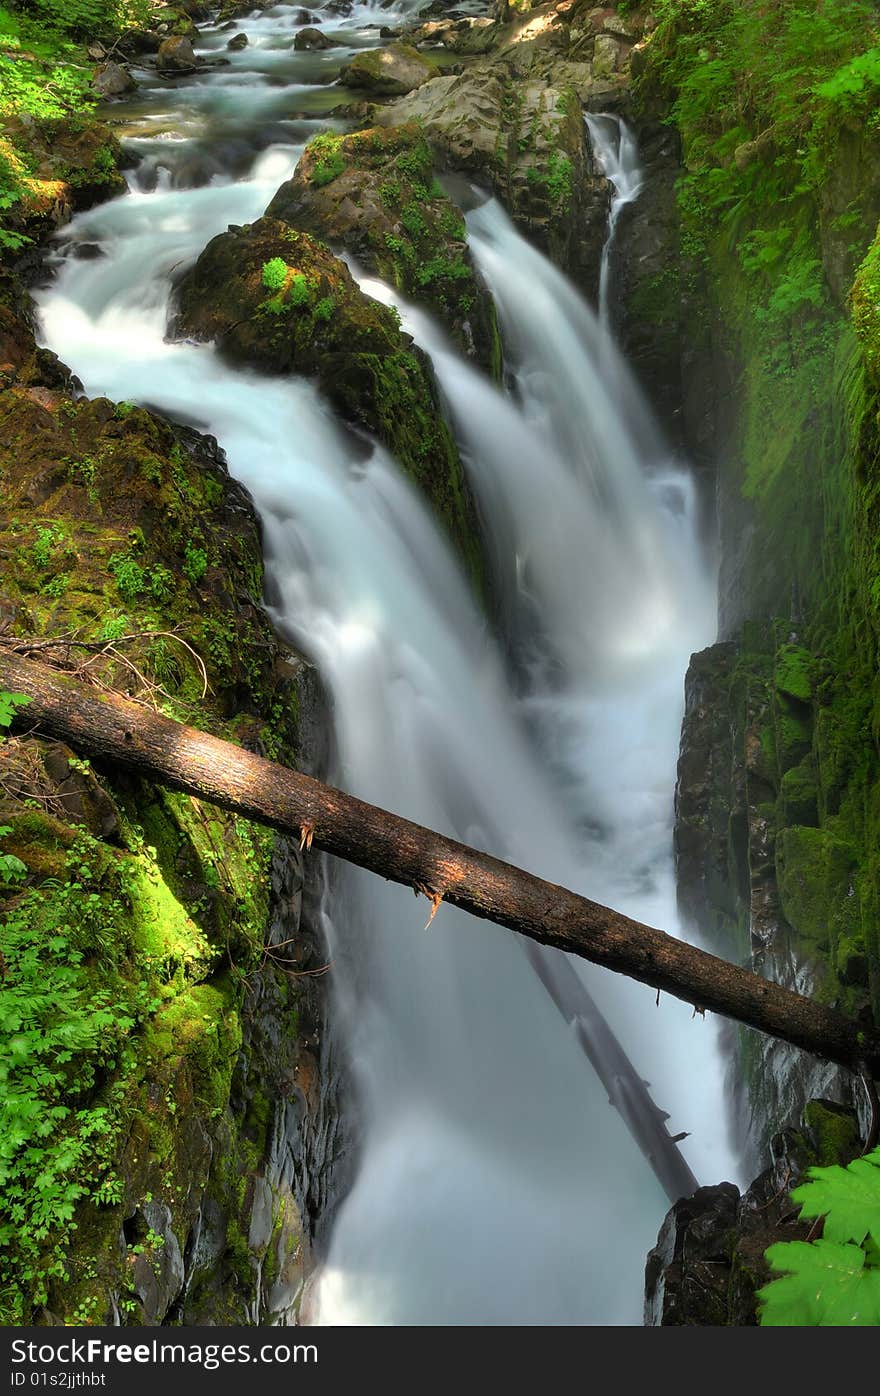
(339, 42), (439, 97)
(265, 124), (501, 372)
(169, 217), (485, 589)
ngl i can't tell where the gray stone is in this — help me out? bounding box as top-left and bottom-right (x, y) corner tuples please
(92, 61), (136, 98)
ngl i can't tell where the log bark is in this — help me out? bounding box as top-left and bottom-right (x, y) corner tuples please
(3, 649), (879, 1079)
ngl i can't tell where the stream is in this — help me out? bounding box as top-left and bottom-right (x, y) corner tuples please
(34, 0), (741, 1325)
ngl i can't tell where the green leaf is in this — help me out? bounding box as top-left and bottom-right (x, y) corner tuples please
(759, 1240), (880, 1326)
(791, 1150), (880, 1249)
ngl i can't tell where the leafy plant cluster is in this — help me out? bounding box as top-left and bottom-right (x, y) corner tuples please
(259, 257), (335, 323)
(0, 821), (163, 1320)
(640, 0), (880, 327)
(758, 1147), (880, 1325)
(0, 1), (151, 250)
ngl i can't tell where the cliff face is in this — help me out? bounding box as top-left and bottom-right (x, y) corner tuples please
(612, 0), (880, 1322)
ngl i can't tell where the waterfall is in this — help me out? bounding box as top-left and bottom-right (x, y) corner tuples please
(33, 8), (738, 1327)
(584, 113), (644, 329)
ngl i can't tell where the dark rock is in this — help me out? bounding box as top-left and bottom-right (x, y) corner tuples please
(226, 32), (249, 49)
(645, 1183), (740, 1326)
(293, 26), (338, 50)
(645, 1104), (861, 1324)
(117, 28), (161, 56)
(293, 8), (319, 21)
(611, 120), (685, 432)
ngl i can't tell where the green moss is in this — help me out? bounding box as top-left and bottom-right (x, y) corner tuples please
(801, 1099), (861, 1166)
(779, 759), (819, 827)
(774, 644), (813, 702)
(777, 824), (857, 951)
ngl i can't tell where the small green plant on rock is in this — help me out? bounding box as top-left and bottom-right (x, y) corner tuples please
(261, 257), (288, 292)
(183, 542), (208, 585)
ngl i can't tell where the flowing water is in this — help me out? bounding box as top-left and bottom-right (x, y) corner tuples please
(584, 113), (643, 328)
(34, 3), (740, 1325)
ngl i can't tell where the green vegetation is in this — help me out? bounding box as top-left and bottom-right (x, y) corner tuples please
(307, 132), (347, 189)
(0, 1), (140, 251)
(636, 0), (880, 1328)
(293, 125), (487, 351)
(758, 1147), (880, 1324)
(261, 257), (288, 292)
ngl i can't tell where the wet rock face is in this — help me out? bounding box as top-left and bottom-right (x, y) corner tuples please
(645, 1104), (862, 1325)
(610, 120), (685, 436)
(373, 67), (609, 297)
(674, 631), (867, 1172)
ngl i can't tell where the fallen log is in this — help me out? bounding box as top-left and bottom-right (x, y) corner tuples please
(2, 649), (879, 1081)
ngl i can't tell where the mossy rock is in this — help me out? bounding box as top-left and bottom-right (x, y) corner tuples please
(777, 824), (857, 951)
(265, 124), (501, 374)
(339, 43), (440, 98)
(801, 1099), (861, 1167)
(774, 642), (813, 702)
(778, 758), (819, 828)
(169, 217), (485, 591)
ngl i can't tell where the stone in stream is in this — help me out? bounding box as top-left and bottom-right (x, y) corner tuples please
(226, 32), (249, 49)
(157, 35), (199, 72)
(293, 27), (339, 51)
(265, 123), (499, 373)
(92, 61), (137, 98)
(338, 42), (440, 96)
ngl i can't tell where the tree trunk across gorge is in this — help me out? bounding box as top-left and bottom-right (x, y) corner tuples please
(2, 649), (879, 1085)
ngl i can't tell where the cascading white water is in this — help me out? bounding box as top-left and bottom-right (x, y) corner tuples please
(33, 6), (739, 1326)
(584, 113), (644, 329)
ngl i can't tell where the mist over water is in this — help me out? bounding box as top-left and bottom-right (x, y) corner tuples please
(34, 4), (739, 1326)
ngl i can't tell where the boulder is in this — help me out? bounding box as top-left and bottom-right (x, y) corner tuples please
(168, 218), (484, 585)
(227, 32), (249, 50)
(338, 42), (439, 97)
(293, 27), (339, 50)
(157, 34), (199, 71)
(266, 124), (499, 371)
(591, 31), (620, 76)
(92, 61), (137, 98)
